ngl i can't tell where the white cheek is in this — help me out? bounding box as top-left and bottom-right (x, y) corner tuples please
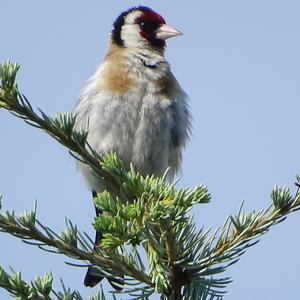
(125, 10), (142, 23)
(121, 24), (146, 48)
(121, 10), (147, 48)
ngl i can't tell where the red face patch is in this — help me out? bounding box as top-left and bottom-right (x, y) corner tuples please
(141, 9), (166, 25)
(112, 6), (167, 48)
(136, 8), (166, 48)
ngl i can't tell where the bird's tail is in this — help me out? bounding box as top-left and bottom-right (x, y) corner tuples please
(84, 267), (124, 289)
(84, 230), (103, 287)
(84, 192), (123, 290)
(84, 266), (103, 287)
(84, 229), (124, 290)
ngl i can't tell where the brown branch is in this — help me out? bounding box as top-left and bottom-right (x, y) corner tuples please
(0, 215), (153, 287)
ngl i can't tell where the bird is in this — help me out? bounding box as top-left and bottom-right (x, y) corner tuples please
(74, 6), (191, 288)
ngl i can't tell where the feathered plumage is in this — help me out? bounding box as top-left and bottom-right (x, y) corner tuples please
(74, 6), (191, 288)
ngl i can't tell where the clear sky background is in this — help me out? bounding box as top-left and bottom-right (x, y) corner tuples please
(1, 1), (299, 299)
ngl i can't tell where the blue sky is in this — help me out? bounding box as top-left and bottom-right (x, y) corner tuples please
(0, 1), (300, 299)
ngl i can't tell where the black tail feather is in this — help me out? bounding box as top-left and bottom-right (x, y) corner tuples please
(84, 191), (123, 290)
(84, 266), (103, 287)
(84, 230), (103, 287)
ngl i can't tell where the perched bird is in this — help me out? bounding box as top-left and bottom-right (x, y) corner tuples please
(74, 6), (191, 288)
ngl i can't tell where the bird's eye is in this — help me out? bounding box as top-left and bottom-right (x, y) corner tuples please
(138, 21), (151, 30)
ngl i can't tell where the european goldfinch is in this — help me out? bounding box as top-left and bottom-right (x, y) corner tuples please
(74, 6), (191, 287)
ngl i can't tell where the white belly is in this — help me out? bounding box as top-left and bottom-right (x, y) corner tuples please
(74, 62), (190, 191)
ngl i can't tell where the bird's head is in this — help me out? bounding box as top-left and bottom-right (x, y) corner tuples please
(111, 6), (182, 51)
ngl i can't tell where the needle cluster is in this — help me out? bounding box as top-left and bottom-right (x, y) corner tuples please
(1, 61), (300, 300)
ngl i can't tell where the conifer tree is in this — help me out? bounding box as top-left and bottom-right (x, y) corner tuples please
(0, 61), (299, 299)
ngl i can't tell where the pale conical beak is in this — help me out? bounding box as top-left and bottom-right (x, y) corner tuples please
(155, 24), (183, 40)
